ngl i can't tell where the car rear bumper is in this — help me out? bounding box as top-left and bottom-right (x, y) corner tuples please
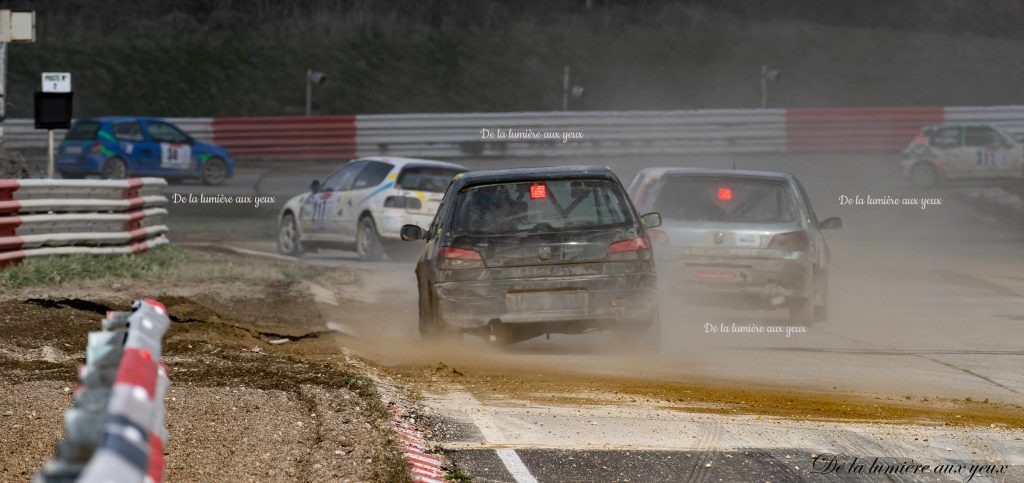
(375, 210), (436, 241)
(431, 272), (658, 329)
(55, 154), (103, 173)
(661, 254), (812, 305)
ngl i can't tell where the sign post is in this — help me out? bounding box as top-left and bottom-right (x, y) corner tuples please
(36, 72), (72, 179)
(0, 10), (36, 149)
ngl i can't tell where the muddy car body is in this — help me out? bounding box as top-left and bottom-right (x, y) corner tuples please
(402, 166), (662, 344)
(628, 168), (840, 325)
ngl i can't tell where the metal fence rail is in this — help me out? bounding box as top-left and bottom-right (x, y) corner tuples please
(34, 299), (171, 483)
(212, 115), (355, 159)
(0, 178), (169, 268)
(1, 118), (214, 150)
(355, 109), (786, 158)
(4, 105), (1024, 160)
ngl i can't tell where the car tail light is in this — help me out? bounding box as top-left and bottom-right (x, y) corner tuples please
(383, 196), (422, 210)
(606, 236), (652, 261)
(439, 246), (484, 270)
(766, 231), (808, 252)
(90, 141), (102, 155)
(530, 183), (547, 199)
(912, 134), (929, 145)
(717, 187), (733, 201)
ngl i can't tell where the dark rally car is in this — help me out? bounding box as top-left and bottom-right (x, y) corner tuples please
(400, 166), (663, 346)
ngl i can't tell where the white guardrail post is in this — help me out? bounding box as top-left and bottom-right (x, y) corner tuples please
(34, 299), (172, 483)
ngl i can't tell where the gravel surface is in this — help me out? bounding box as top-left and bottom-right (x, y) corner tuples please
(0, 262), (410, 483)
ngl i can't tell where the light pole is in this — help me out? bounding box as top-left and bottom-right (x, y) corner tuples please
(760, 64), (781, 108)
(305, 69), (327, 116)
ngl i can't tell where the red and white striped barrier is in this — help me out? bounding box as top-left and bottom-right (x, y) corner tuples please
(388, 406), (447, 483)
(36, 300), (172, 483)
(0, 178), (170, 268)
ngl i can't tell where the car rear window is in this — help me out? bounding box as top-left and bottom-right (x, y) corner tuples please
(653, 176), (796, 224)
(451, 179), (633, 235)
(64, 121), (101, 141)
(397, 166), (464, 192)
(113, 122), (145, 142)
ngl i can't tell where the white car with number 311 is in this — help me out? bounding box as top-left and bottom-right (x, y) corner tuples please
(277, 157), (467, 260)
(902, 123), (1024, 187)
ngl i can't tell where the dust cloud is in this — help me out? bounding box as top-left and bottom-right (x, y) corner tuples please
(312, 152), (1023, 406)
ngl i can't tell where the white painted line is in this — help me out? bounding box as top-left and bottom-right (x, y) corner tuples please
(496, 448), (539, 483)
(449, 391), (539, 483)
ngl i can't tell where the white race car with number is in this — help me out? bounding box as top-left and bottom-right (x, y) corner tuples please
(277, 157), (467, 260)
(902, 123), (1024, 187)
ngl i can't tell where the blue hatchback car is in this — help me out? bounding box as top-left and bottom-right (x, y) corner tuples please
(56, 117), (234, 185)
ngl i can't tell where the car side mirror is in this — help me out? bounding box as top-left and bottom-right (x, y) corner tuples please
(401, 224), (425, 241)
(310, 179), (321, 193)
(819, 217), (842, 230)
(641, 212), (662, 229)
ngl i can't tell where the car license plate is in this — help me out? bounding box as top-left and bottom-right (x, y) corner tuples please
(64, 145), (82, 154)
(694, 269), (738, 282)
(507, 290), (588, 313)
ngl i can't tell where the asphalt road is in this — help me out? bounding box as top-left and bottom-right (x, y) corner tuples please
(172, 153), (1024, 481)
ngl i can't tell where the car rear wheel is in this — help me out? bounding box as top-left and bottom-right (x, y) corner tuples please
(201, 157), (228, 185)
(102, 157), (128, 180)
(908, 161), (939, 188)
(277, 213), (304, 257)
(790, 272), (816, 326)
(613, 310), (662, 352)
(356, 216), (384, 261)
(418, 290), (461, 343)
(814, 270), (829, 322)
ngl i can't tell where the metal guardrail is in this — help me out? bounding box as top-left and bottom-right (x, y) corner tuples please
(0, 178), (169, 268)
(354, 109), (786, 158)
(1, 118), (214, 150)
(34, 299), (171, 483)
(212, 115), (355, 160)
(4, 105), (1024, 160)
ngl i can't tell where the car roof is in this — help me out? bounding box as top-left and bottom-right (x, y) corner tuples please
(76, 117), (169, 123)
(356, 156), (466, 170)
(453, 165), (620, 188)
(634, 167), (794, 182)
(923, 123), (1005, 129)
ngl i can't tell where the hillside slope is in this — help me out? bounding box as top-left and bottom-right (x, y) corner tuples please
(6, 1), (1024, 117)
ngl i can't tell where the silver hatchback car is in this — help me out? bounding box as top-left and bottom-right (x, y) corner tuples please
(628, 168), (841, 325)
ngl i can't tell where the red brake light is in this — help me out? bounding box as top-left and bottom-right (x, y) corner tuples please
(606, 236), (652, 260)
(766, 231), (808, 252)
(912, 135), (929, 145)
(530, 183), (547, 199)
(439, 246), (483, 269)
(718, 187), (732, 201)
(440, 247), (481, 260)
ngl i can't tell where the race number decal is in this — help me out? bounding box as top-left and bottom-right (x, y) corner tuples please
(976, 148), (1009, 169)
(312, 193), (334, 228)
(160, 143), (192, 169)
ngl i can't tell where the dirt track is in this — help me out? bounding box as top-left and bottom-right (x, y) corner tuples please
(0, 255), (408, 482)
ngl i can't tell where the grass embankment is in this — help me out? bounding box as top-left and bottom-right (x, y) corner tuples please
(0, 246), (305, 289)
(8, 0), (1024, 118)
